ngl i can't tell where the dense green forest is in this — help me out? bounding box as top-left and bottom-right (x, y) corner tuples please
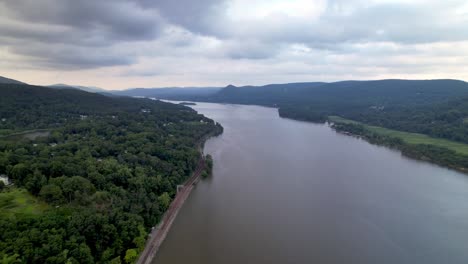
(0, 84), (222, 263)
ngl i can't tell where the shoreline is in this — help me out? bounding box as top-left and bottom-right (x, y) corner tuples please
(136, 157), (205, 264)
(136, 128), (222, 264)
(330, 122), (468, 174)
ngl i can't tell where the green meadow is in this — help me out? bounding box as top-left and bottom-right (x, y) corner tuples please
(0, 188), (48, 217)
(329, 116), (468, 156)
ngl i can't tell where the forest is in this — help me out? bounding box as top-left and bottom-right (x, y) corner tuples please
(0, 84), (222, 263)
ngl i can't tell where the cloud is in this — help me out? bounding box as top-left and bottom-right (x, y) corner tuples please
(1, 0), (164, 42)
(0, 0), (467, 86)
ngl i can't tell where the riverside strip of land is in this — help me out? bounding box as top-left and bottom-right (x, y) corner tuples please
(328, 116), (468, 156)
(136, 158), (206, 264)
(328, 115), (468, 173)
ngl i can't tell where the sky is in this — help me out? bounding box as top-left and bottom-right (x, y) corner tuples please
(0, 0), (467, 90)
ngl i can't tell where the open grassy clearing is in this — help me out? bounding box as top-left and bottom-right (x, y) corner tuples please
(329, 116), (468, 156)
(0, 188), (48, 217)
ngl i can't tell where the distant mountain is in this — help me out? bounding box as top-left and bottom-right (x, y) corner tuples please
(197, 79), (468, 107)
(113, 83), (326, 102)
(0, 76), (26, 85)
(48, 84), (108, 93)
(211, 82), (326, 105)
(111, 87), (222, 99)
(146, 79), (468, 132)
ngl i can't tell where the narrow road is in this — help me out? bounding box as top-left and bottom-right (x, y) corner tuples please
(137, 158), (205, 264)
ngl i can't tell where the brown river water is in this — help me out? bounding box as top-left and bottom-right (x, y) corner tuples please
(154, 102), (468, 264)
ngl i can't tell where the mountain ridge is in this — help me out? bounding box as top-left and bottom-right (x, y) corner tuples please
(0, 76), (26, 85)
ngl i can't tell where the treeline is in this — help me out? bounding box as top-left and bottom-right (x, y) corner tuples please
(332, 123), (468, 172)
(0, 84), (222, 263)
(153, 79), (468, 173)
(158, 79), (468, 145)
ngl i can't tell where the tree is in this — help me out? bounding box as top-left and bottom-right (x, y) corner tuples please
(62, 176), (95, 204)
(25, 170), (47, 195)
(9, 163), (30, 185)
(39, 184), (64, 204)
(0, 253), (21, 264)
(69, 243), (94, 264)
(124, 249), (138, 264)
(157, 192), (171, 211)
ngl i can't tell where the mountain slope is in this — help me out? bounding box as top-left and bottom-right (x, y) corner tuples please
(48, 83), (108, 93)
(209, 79), (468, 107)
(111, 87), (222, 98)
(0, 76), (26, 85)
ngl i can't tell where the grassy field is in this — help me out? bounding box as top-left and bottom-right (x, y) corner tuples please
(329, 116), (468, 156)
(0, 188), (48, 217)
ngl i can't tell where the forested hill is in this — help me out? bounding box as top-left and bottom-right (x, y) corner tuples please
(148, 78), (468, 146)
(0, 83), (222, 263)
(155, 79), (468, 137)
(111, 87), (222, 99)
(147, 79), (468, 108)
(0, 76), (26, 85)
(210, 82), (326, 105)
(0, 83), (209, 132)
(203, 79), (468, 107)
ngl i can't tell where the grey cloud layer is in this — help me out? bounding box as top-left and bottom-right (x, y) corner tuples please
(0, 0), (467, 76)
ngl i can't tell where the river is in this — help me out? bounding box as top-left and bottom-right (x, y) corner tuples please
(154, 102), (468, 264)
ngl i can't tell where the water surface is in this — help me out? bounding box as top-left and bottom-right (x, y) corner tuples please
(155, 103), (468, 264)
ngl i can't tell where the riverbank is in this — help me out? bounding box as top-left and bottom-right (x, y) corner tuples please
(136, 158), (206, 264)
(278, 110), (468, 174)
(330, 121), (468, 174)
(136, 127), (222, 264)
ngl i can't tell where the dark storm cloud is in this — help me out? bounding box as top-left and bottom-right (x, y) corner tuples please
(0, 0), (166, 68)
(1, 0), (164, 42)
(10, 43), (135, 70)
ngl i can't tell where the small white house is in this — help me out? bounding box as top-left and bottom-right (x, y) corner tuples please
(0, 174), (10, 185)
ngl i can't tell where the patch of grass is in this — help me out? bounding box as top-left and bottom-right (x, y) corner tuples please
(329, 116), (468, 156)
(0, 129), (15, 136)
(0, 188), (48, 217)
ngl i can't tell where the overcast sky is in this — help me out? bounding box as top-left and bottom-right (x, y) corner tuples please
(0, 0), (467, 89)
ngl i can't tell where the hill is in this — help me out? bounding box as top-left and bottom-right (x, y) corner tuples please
(146, 79), (468, 109)
(0, 83), (222, 263)
(48, 83), (108, 93)
(210, 82), (326, 105)
(0, 76), (26, 85)
(146, 79), (468, 172)
(111, 87), (221, 99)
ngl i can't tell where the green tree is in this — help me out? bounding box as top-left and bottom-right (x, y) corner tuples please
(62, 176), (95, 204)
(157, 192), (171, 211)
(124, 249), (138, 264)
(39, 184), (65, 204)
(25, 170), (47, 195)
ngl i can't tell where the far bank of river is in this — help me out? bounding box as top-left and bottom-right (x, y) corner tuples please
(155, 102), (468, 264)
